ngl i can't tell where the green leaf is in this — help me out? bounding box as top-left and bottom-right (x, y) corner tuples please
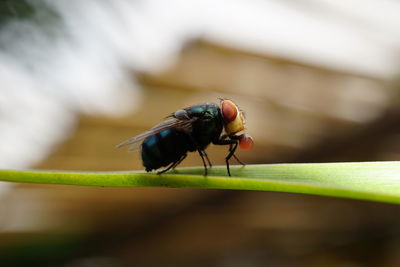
(1, 162), (400, 204)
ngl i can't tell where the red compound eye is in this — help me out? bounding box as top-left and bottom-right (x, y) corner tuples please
(222, 100), (238, 122)
(239, 134), (254, 150)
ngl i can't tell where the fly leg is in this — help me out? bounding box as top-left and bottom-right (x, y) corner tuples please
(222, 135), (245, 166)
(157, 162), (175, 175)
(224, 141), (240, 176)
(157, 154), (187, 174)
(201, 150), (212, 167)
(212, 138), (237, 176)
(229, 143), (245, 166)
(172, 154), (187, 170)
(197, 150), (208, 176)
(186, 134), (210, 176)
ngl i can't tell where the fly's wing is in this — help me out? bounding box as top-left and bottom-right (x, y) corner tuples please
(115, 118), (197, 151)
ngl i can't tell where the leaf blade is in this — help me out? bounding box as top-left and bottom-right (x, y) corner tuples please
(1, 161), (400, 204)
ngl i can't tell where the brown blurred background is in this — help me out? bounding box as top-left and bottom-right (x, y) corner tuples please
(1, 1), (400, 266)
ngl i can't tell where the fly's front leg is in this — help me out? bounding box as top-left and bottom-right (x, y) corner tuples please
(225, 142), (241, 176)
(225, 135), (245, 166)
(213, 138), (237, 176)
(229, 143), (245, 166)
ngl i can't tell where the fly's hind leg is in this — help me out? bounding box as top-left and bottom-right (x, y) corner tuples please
(172, 154), (187, 170)
(157, 163), (175, 175)
(157, 154), (187, 175)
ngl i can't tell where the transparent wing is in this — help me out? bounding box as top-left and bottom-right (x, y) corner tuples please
(115, 118), (197, 151)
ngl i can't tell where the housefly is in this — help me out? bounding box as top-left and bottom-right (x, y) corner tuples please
(116, 99), (253, 176)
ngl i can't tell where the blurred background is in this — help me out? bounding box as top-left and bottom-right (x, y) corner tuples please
(1, 0), (400, 266)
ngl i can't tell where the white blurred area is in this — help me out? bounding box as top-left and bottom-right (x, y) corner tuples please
(1, 0), (400, 170)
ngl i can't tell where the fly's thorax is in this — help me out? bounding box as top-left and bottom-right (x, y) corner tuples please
(184, 104), (223, 149)
(186, 103), (220, 119)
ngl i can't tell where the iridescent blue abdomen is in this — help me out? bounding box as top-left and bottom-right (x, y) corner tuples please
(141, 129), (194, 171)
